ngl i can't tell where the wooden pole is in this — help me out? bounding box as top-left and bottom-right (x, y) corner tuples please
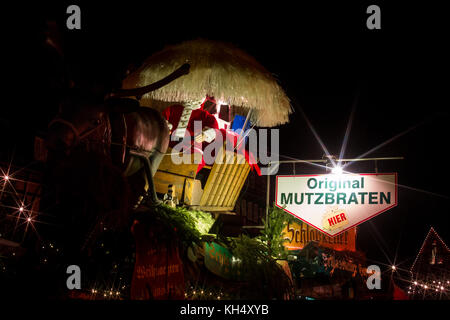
(270, 156), (404, 164)
(235, 109), (253, 151)
(265, 161), (271, 229)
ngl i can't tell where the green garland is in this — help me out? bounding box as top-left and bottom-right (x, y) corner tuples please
(227, 206), (298, 299)
(229, 234), (294, 299)
(134, 204), (297, 299)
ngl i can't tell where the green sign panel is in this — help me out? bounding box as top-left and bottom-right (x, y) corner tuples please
(204, 242), (241, 280)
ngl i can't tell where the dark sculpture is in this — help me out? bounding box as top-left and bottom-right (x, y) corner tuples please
(46, 64), (190, 209)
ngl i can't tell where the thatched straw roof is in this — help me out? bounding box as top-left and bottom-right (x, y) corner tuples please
(121, 39), (292, 127)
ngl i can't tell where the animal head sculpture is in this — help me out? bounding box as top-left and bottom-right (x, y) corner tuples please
(46, 93), (139, 157)
(45, 63), (190, 157)
(44, 64), (190, 240)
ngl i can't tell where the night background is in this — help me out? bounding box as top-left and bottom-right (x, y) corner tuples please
(1, 1), (449, 300)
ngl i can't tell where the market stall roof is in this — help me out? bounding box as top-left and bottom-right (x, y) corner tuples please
(122, 39), (292, 127)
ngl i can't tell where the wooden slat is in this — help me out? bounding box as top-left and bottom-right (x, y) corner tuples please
(203, 145), (245, 207)
(183, 179), (203, 206)
(227, 164), (251, 207)
(209, 150), (234, 205)
(215, 163), (239, 207)
(199, 167), (217, 206)
(212, 151), (239, 207)
(231, 165), (251, 207)
(200, 148), (226, 206)
(216, 151), (247, 207)
(207, 163), (226, 206)
(199, 148), (222, 205)
(183, 142), (253, 211)
(223, 163), (247, 207)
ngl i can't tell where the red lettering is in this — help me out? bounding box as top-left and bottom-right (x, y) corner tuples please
(209, 244), (216, 259)
(328, 213), (348, 228)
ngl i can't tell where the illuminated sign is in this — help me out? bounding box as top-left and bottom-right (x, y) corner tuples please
(282, 221), (356, 251)
(275, 173), (397, 237)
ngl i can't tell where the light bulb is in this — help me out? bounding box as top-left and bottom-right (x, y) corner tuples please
(331, 166), (343, 175)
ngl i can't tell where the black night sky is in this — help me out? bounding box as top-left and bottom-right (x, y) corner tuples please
(3, 1), (449, 284)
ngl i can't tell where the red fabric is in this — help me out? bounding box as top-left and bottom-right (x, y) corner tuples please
(193, 129), (261, 175)
(162, 104), (260, 176)
(162, 104), (218, 148)
(220, 129), (261, 176)
(393, 283), (409, 300)
(200, 95), (216, 109)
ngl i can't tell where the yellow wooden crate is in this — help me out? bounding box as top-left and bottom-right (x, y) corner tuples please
(154, 146), (251, 211)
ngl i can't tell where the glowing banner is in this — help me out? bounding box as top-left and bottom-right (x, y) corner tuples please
(275, 173), (397, 237)
(282, 221), (356, 251)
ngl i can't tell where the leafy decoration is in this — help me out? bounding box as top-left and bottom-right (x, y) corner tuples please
(133, 204), (215, 246)
(228, 206), (297, 299)
(260, 205), (298, 259)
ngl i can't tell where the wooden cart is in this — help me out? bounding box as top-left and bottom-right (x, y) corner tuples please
(154, 144), (251, 213)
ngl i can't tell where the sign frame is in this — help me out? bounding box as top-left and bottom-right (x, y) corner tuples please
(275, 173), (398, 237)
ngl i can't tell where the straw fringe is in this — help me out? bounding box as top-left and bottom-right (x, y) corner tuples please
(122, 39), (292, 127)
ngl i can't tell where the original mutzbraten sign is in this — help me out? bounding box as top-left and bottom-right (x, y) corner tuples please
(275, 173), (397, 237)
